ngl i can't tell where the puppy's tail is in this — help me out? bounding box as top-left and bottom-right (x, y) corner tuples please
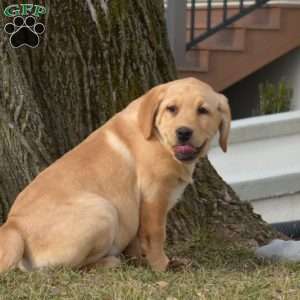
(0, 222), (24, 272)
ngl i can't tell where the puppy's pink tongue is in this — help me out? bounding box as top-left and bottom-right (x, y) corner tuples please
(174, 144), (195, 154)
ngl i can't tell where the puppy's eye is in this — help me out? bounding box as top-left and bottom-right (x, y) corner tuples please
(197, 106), (209, 115)
(166, 105), (178, 114)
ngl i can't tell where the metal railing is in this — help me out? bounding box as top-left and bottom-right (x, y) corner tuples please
(187, 0), (270, 50)
(166, 0), (270, 66)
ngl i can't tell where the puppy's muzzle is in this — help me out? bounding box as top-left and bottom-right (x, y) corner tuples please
(176, 127), (193, 144)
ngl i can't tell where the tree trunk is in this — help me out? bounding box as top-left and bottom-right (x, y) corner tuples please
(0, 0), (281, 248)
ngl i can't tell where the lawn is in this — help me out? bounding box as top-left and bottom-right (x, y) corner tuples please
(1, 233), (300, 300)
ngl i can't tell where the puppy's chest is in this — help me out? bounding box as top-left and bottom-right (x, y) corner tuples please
(168, 181), (188, 210)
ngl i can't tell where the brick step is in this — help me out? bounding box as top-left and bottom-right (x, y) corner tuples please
(186, 28), (245, 51)
(186, 7), (281, 30)
(183, 49), (210, 72)
(179, 7), (300, 91)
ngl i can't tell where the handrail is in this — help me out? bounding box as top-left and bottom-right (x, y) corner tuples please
(186, 0), (270, 50)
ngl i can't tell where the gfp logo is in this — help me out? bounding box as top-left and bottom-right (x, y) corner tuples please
(3, 4), (47, 48)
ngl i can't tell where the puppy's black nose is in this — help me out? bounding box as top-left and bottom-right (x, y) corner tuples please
(176, 127), (193, 143)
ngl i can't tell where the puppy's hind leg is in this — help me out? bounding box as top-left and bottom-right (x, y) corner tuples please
(96, 256), (121, 268)
(0, 222), (24, 273)
(81, 255), (121, 271)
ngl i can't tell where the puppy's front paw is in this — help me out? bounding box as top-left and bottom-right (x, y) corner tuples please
(149, 254), (170, 272)
(124, 237), (143, 259)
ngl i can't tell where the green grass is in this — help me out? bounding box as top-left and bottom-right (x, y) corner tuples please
(1, 235), (300, 300)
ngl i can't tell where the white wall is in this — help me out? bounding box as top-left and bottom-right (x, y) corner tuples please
(257, 47), (300, 110)
(224, 47), (300, 119)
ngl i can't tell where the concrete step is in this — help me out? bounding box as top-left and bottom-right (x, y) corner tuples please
(208, 111), (300, 224)
(253, 193), (300, 224)
(212, 110), (300, 146)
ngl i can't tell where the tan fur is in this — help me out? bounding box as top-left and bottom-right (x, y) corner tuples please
(0, 78), (231, 272)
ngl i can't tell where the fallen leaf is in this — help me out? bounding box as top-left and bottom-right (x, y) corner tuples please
(156, 281), (169, 288)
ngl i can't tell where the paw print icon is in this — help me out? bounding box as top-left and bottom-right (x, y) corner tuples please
(4, 16), (45, 48)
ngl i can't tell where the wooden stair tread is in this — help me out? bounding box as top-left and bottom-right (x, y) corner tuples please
(180, 50), (210, 73)
(179, 6), (300, 91)
(187, 28), (246, 51)
(186, 7), (281, 30)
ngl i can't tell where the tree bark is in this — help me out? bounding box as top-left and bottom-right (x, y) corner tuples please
(0, 0), (281, 247)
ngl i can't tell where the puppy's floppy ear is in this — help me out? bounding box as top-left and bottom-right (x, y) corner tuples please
(138, 84), (166, 140)
(218, 94), (231, 152)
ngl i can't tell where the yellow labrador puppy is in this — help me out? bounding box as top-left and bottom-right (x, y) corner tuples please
(0, 78), (231, 272)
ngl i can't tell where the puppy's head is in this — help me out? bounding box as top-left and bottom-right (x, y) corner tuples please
(138, 78), (231, 163)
